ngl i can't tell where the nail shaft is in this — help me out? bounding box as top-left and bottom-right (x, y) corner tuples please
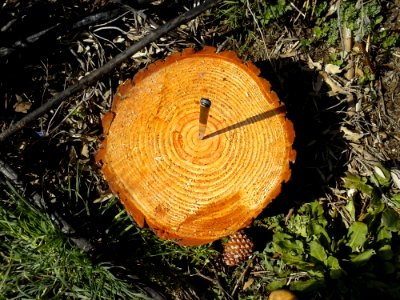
(199, 98), (211, 140)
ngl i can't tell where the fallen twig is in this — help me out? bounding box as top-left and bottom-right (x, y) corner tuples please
(0, 8), (125, 57)
(0, 0), (221, 143)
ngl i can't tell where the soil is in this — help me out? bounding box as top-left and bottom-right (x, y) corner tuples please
(0, 0), (399, 298)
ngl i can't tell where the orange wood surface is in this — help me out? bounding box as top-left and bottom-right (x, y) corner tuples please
(96, 47), (296, 245)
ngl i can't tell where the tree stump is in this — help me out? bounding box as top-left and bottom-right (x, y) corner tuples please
(96, 47), (296, 245)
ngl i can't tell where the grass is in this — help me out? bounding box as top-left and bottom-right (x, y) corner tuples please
(0, 182), (151, 299)
(3, 171), (399, 299)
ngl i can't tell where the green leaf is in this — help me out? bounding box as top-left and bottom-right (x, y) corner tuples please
(327, 256), (343, 279)
(377, 225), (392, 242)
(309, 240), (328, 264)
(381, 208), (400, 232)
(310, 201), (327, 224)
(280, 253), (312, 268)
(343, 173), (374, 196)
(310, 223), (331, 245)
(286, 214), (309, 238)
(265, 280), (286, 292)
(296, 201), (330, 243)
(370, 165), (391, 188)
(273, 233), (304, 256)
(272, 233), (309, 269)
(345, 198), (356, 221)
(377, 244), (393, 261)
(290, 278), (325, 292)
(350, 249), (376, 267)
(298, 201), (327, 226)
(347, 221), (368, 252)
(390, 194), (400, 209)
(367, 193), (385, 215)
(307, 269), (325, 278)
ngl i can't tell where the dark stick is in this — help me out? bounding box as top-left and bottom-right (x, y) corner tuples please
(0, 0), (221, 143)
(0, 23), (61, 57)
(0, 8), (126, 57)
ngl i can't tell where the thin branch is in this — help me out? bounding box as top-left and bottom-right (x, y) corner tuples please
(0, 8), (125, 57)
(0, 0), (221, 143)
(72, 8), (125, 31)
(0, 23), (61, 57)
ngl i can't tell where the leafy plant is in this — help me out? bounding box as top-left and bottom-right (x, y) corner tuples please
(340, 0), (383, 42)
(251, 166), (400, 299)
(313, 19), (339, 46)
(304, 0), (384, 48)
(221, 0), (292, 29)
(374, 30), (400, 49)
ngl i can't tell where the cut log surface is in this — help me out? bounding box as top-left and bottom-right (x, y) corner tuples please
(96, 47), (296, 245)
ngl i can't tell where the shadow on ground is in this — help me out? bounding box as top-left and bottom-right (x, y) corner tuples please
(256, 58), (348, 216)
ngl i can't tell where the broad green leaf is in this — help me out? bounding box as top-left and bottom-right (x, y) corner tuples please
(350, 249), (376, 266)
(307, 269), (325, 278)
(390, 194), (400, 208)
(371, 166), (391, 187)
(265, 280), (286, 292)
(382, 208), (400, 232)
(377, 225), (392, 242)
(370, 165), (391, 188)
(310, 223), (331, 244)
(272, 232), (293, 242)
(343, 173), (374, 196)
(347, 221), (368, 251)
(367, 193), (385, 215)
(377, 244), (393, 261)
(326, 256), (340, 269)
(344, 198), (356, 221)
(298, 201), (327, 227)
(309, 240), (328, 264)
(273, 233), (304, 256)
(310, 201), (328, 227)
(327, 256), (343, 279)
(290, 278), (325, 292)
(280, 253), (314, 269)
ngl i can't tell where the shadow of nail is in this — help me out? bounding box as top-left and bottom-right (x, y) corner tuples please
(204, 106), (286, 139)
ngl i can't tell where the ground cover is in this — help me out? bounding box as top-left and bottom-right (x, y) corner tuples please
(1, 0), (399, 299)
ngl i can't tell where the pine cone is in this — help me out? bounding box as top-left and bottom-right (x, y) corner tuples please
(222, 230), (253, 266)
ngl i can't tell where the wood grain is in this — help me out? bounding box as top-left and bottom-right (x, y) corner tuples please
(96, 47), (296, 245)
